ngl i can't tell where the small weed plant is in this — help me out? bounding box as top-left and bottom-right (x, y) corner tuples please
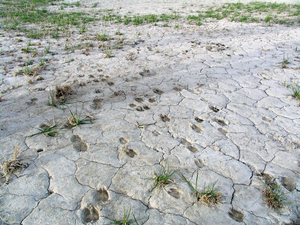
(264, 178), (286, 209)
(109, 208), (140, 225)
(65, 108), (94, 128)
(150, 165), (175, 190)
(1, 148), (28, 183)
(182, 171), (221, 205)
(29, 122), (58, 137)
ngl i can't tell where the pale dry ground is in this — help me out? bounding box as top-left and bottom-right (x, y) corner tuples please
(0, 1), (300, 225)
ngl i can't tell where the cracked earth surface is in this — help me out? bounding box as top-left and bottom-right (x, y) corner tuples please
(1, 1), (300, 224)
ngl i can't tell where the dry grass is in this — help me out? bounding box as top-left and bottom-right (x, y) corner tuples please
(1, 148), (27, 183)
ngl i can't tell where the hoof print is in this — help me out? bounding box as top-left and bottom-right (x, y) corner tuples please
(214, 117), (228, 126)
(139, 68), (156, 77)
(119, 137), (129, 144)
(153, 88), (163, 95)
(143, 105), (150, 110)
(136, 106), (145, 111)
(194, 158), (207, 168)
(92, 98), (103, 109)
(209, 105), (220, 112)
(218, 128), (227, 135)
(152, 130), (161, 136)
(229, 209), (244, 222)
(195, 117), (204, 123)
(167, 188), (180, 199)
(95, 187), (109, 203)
(179, 138), (191, 146)
(148, 97), (157, 103)
(160, 114), (171, 122)
(73, 142), (89, 152)
(281, 177), (296, 191)
(129, 103), (137, 108)
(173, 87), (182, 92)
(71, 135), (82, 143)
(82, 205), (99, 223)
(37, 149), (44, 153)
(107, 81), (114, 86)
(191, 124), (204, 133)
(187, 145), (198, 153)
(135, 97), (144, 103)
(126, 149), (137, 158)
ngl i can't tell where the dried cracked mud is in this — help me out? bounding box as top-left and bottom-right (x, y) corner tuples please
(1, 0), (300, 224)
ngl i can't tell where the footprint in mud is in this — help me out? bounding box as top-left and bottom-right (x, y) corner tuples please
(139, 68), (156, 77)
(228, 209), (244, 222)
(167, 188), (180, 199)
(194, 158), (207, 168)
(214, 117), (228, 126)
(148, 97), (157, 103)
(92, 97), (103, 110)
(160, 114), (171, 122)
(173, 86), (182, 92)
(71, 135), (82, 143)
(125, 149), (138, 158)
(129, 103), (137, 108)
(179, 138), (191, 146)
(187, 145), (199, 153)
(191, 124), (204, 133)
(195, 117), (204, 123)
(82, 205), (99, 223)
(153, 88), (164, 95)
(71, 135), (89, 152)
(119, 137), (129, 144)
(135, 97), (144, 103)
(95, 187), (109, 203)
(218, 128), (228, 135)
(107, 81), (114, 86)
(209, 105), (220, 112)
(152, 130), (161, 136)
(73, 142), (89, 152)
(136, 105), (151, 111)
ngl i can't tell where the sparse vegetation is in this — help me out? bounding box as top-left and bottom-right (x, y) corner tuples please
(65, 108), (94, 128)
(109, 208), (140, 225)
(263, 177), (286, 209)
(1, 148), (28, 183)
(182, 171), (221, 205)
(29, 122), (59, 137)
(150, 165), (175, 190)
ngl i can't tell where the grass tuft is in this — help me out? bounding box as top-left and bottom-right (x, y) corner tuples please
(264, 178), (286, 209)
(150, 165), (175, 190)
(29, 122), (58, 137)
(182, 171), (221, 205)
(109, 208), (140, 225)
(65, 108), (94, 128)
(1, 148), (27, 183)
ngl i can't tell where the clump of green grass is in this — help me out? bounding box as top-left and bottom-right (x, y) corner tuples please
(96, 33), (110, 41)
(29, 122), (58, 137)
(1, 148), (28, 183)
(182, 171), (221, 205)
(150, 165), (175, 190)
(65, 108), (94, 128)
(109, 208), (140, 225)
(263, 178), (286, 209)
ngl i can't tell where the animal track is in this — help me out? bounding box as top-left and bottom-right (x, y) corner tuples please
(153, 88), (163, 95)
(228, 209), (244, 222)
(95, 187), (109, 202)
(125, 149), (137, 158)
(136, 105), (151, 111)
(119, 137), (129, 144)
(194, 158), (207, 168)
(148, 97), (157, 103)
(214, 117), (228, 126)
(209, 105), (220, 112)
(195, 117), (204, 123)
(135, 97), (144, 103)
(82, 205), (99, 223)
(92, 97), (103, 109)
(191, 124), (204, 133)
(160, 114), (171, 122)
(187, 145), (198, 153)
(179, 138), (191, 145)
(71, 135), (89, 152)
(167, 188), (180, 199)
